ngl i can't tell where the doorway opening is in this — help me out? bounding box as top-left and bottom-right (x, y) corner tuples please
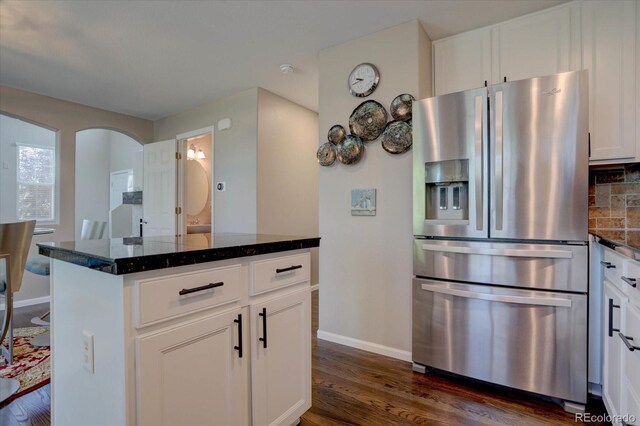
(177, 127), (213, 237)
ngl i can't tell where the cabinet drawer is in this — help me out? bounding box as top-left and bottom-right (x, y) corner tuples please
(135, 265), (242, 327)
(250, 253), (310, 296)
(604, 248), (627, 286)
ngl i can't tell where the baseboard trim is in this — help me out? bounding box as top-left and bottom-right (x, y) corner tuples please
(0, 295), (50, 310)
(317, 329), (412, 362)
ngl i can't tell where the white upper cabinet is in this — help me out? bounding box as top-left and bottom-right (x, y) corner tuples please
(493, 3), (580, 83)
(433, 28), (492, 96)
(583, 0), (637, 162)
(432, 3), (580, 95)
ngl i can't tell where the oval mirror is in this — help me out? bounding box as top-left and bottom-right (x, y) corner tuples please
(186, 160), (209, 216)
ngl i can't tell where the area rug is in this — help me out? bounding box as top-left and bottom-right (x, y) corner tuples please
(0, 327), (50, 406)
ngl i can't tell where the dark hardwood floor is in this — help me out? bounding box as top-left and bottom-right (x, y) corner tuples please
(2, 293), (607, 425)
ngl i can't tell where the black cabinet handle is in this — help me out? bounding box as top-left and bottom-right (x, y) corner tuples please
(179, 281), (224, 296)
(600, 261), (616, 269)
(234, 314), (243, 358)
(259, 307), (267, 349)
(618, 333), (640, 352)
(276, 265), (302, 274)
(608, 298), (621, 337)
(622, 276), (637, 288)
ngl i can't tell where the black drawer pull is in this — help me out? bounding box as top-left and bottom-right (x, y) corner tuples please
(259, 307), (267, 349)
(608, 298), (621, 337)
(622, 276), (638, 288)
(600, 261), (616, 269)
(619, 333), (640, 352)
(276, 265), (302, 274)
(179, 281), (224, 296)
(234, 314), (243, 358)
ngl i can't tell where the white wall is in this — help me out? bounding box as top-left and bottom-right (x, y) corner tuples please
(256, 88), (319, 286)
(154, 89), (259, 233)
(75, 129), (111, 238)
(318, 21), (431, 359)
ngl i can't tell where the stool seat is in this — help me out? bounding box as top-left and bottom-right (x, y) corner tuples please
(25, 255), (50, 276)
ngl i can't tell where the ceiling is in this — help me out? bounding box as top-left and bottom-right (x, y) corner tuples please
(0, 0), (565, 120)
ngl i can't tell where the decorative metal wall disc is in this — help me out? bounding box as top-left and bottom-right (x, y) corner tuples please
(349, 100), (388, 142)
(337, 135), (364, 165)
(381, 120), (412, 154)
(390, 94), (415, 122)
(317, 142), (337, 166)
(327, 125), (346, 145)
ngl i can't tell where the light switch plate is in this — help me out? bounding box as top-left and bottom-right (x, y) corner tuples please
(83, 331), (94, 373)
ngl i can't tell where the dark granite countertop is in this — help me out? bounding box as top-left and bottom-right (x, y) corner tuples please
(591, 232), (640, 261)
(38, 233), (320, 275)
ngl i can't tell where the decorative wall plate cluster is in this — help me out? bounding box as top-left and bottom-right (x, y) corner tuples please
(317, 93), (415, 166)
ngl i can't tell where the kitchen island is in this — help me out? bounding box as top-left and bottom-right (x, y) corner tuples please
(38, 233), (320, 426)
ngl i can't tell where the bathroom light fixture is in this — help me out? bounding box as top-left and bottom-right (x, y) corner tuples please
(187, 144), (196, 160)
(197, 148), (206, 159)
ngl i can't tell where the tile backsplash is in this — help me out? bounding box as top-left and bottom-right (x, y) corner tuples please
(589, 163), (640, 247)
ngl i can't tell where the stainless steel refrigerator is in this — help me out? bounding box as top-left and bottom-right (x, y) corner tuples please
(412, 70), (589, 410)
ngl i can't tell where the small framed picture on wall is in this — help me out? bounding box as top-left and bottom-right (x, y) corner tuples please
(351, 189), (376, 216)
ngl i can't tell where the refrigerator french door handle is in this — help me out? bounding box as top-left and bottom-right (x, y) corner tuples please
(494, 90), (504, 231)
(420, 283), (572, 308)
(474, 95), (484, 231)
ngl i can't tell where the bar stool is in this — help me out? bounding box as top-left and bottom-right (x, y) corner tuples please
(0, 220), (36, 403)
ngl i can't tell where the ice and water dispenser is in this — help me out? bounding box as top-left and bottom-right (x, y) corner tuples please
(424, 159), (469, 222)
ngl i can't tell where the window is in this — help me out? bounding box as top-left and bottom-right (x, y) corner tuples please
(16, 145), (55, 221)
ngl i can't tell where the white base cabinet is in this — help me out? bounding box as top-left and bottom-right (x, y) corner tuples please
(50, 249), (312, 426)
(251, 289), (311, 426)
(136, 307), (249, 426)
(599, 245), (640, 426)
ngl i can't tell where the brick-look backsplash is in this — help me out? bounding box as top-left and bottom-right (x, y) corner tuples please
(589, 163), (640, 248)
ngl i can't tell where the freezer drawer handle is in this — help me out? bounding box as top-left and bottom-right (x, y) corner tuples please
(420, 284), (572, 307)
(421, 244), (573, 259)
(618, 333), (640, 352)
(600, 261), (616, 269)
(622, 276), (637, 288)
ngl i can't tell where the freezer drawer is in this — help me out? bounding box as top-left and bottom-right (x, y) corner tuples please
(412, 278), (588, 404)
(414, 239), (588, 293)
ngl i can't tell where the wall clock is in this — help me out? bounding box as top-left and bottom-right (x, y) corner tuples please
(348, 63), (379, 97)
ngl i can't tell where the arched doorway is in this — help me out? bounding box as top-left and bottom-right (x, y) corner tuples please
(75, 128), (143, 239)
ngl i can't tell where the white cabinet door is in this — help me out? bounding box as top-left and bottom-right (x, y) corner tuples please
(603, 280), (626, 422)
(494, 4), (578, 83)
(136, 307), (249, 426)
(583, 0), (637, 162)
(251, 288), (311, 426)
(433, 28), (492, 96)
(143, 139), (177, 237)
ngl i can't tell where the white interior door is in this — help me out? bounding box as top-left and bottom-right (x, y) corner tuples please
(143, 139), (176, 237)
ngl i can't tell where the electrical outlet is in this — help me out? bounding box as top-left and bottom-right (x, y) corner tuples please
(83, 331), (95, 373)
